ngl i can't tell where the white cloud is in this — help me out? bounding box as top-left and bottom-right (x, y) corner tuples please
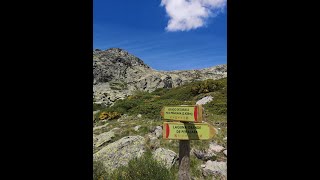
(160, 0), (226, 32)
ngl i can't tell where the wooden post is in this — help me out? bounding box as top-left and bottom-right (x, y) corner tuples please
(178, 140), (190, 180)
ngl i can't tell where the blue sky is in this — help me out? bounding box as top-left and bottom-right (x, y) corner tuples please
(94, 0), (227, 71)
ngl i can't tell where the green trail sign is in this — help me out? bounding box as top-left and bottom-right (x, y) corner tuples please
(160, 105), (203, 122)
(162, 122), (216, 140)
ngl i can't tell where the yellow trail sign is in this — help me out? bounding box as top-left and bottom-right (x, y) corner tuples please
(162, 122), (216, 140)
(160, 105), (203, 122)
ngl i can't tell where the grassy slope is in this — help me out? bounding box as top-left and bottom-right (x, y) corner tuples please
(93, 78), (227, 179)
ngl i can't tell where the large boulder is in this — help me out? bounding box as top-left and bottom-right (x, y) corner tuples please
(93, 136), (146, 171)
(202, 160), (227, 178)
(152, 148), (178, 169)
(196, 96), (213, 105)
(192, 149), (216, 161)
(208, 142), (225, 153)
(192, 142), (225, 161)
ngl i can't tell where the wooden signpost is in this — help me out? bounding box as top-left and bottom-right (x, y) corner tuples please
(161, 105), (216, 180)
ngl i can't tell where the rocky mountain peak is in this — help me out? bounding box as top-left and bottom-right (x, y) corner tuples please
(93, 48), (227, 106)
(93, 48), (149, 68)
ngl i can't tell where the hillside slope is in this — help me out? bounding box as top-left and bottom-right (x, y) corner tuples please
(93, 78), (227, 179)
(93, 48), (227, 106)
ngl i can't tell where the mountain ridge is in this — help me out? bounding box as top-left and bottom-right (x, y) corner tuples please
(93, 48), (227, 106)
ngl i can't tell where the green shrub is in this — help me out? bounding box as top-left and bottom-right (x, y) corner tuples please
(93, 160), (108, 180)
(106, 99), (140, 114)
(97, 78), (226, 119)
(107, 151), (175, 180)
(132, 90), (154, 100)
(97, 111), (121, 121)
(191, 78), (226, 95)
(129, 99), (193, 119)
(203, 78), (227, 115)
(190, 156), (202, 177)
(93, 103), (105, 111)
(151, 88), (170, 96)
(161, 86), (195, 101)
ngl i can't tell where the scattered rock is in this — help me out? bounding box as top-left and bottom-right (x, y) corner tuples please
(223, 137), (227, 141)
(137, 114), (142, 118)
(93, 136), (146, 171)
(196, 96), (213, 105)
(202, 160), (227, 178)
(152, 148), (178, 169)
(93, 101), (103, 105)
(134, 125), (141, 131)
(100, 120), (108, 123)
(201, 164), (206, 168)
(193, 149), (216, 161)
(93, 123), (109, 131)
(111, 127), (121, 134)
(153, 126), (162, 138)
(94, 131), (115, 147)
(223, 150), (227, 156)
(148, 136), (160, 150)
(209, 142), (225, 153)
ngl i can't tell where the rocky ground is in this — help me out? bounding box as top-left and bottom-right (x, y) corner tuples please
(93, 97), (227, 180)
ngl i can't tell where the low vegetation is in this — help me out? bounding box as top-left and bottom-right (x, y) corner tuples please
(93, 150), (175, 180)
(98, 111), (121, 120)
(93, 78), (227, 179)
(94, 78), (226, 120)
